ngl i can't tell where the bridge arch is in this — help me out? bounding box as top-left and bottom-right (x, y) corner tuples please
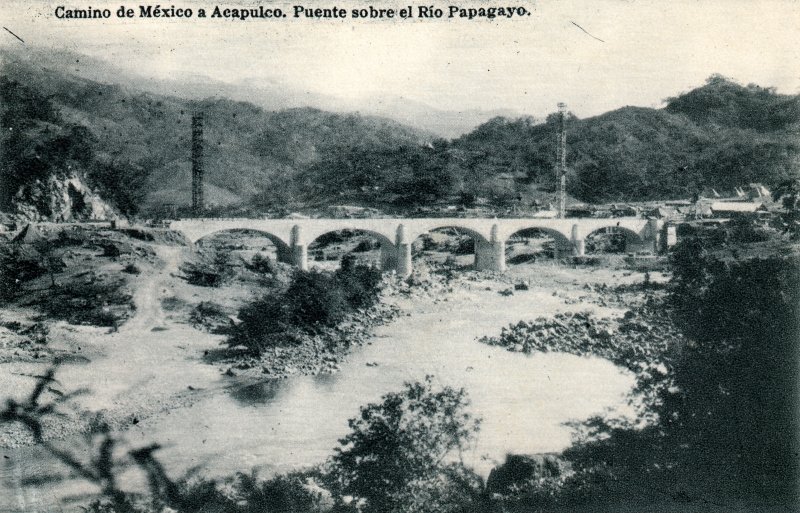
(584, 225), (645, 254)
(169, 217), (660, 276)
(306, 228), (397, 270)
(411, 225), (493, 270)
(504, 226), (573, 264)
(414, 223), (491, 245)
(195, 228), (293, 264)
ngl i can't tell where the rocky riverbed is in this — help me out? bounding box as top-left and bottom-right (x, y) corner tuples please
(0, 240), (673, 452)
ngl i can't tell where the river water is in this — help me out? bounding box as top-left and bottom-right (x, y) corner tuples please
(1, 280), (635, 512)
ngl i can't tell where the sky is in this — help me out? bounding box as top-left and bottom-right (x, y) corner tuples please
(1, 0), (799, 118)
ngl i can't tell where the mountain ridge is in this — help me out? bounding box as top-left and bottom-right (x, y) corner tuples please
(2, 49), (798, 219)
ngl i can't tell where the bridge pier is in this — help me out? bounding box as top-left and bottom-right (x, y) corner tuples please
(475, 240), (506, 271)
(645, 219), (664, 254)
(662, 224), (677, 252)
(571, 224), (586, 257)
(475, 224), (506, 272)
(291, 244), (308, 270)
(394, 224), (413, 277)
(290, 225), (308, 271)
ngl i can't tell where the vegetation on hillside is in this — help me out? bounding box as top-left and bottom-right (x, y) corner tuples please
(293, 75), (800, 206)
(0, 228), (142, 326)
(0, 75), (150, 217)
(454, 75), (800, 203)
(0, 52), (430, 217)
(3, 49), (798, 216)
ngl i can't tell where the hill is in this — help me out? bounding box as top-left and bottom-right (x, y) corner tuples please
(2, 50), (799, 218)
(277, 76), (800, 208)
(451, 76), (800, 203)
(2, 46), (513, 139)
(0, 51), (433, 218)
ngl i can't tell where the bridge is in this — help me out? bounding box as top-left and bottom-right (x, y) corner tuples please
(170, 217), (664, 276)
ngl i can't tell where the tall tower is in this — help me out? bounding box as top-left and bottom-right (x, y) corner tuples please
(191, 113), (204, 214)
(556, 103), (567, 219)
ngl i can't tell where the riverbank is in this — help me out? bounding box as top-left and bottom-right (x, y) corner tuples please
(0, 249), (675, 512)
(0, 255), (668, 450)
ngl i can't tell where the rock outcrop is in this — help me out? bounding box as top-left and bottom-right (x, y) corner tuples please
(11, 173), (117, 223)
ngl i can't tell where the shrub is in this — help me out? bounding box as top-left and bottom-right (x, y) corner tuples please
(227, 262), (382, 354)
(283, 270), (351, 327)
(328, 377), (483, 513)
(486, 454), (571, 511)
(246, 253), (275, 274)
(667, 252), (800, 496)
(559, 239), (800, 509)
(190, 301), (231, 333)
(180, 251), (232, 287)
(451, 237), (474, 255)
(122, 263), (141, 274)
(352, 239), (377, 253)
(0, 246), (47, 300)
(337, 255), (383, 309)
(231, 471), (329, 513)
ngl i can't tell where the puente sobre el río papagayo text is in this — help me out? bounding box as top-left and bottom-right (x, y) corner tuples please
(170, 217), (673, 277)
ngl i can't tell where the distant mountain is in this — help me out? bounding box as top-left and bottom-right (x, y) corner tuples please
(3, 46), (519, 138)
(324, 94), (526, 139)
(0, 49), (433, 217)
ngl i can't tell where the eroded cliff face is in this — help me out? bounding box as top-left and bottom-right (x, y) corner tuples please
(11, 173), (117, 223)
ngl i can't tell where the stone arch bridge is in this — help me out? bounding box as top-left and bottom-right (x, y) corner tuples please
(170, 217), (663, 277)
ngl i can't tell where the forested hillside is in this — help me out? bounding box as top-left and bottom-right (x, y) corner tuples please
(2, 49), (798, 218)
(0, 53), (431, 217)
(246, 75), (800, 208)
(453, 75), (800, 203)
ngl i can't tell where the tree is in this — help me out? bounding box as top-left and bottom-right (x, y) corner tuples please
(560, 243), (800, 509)
(88, 160), (151, 217)
(773, 177), (800, 238)
(328, 377), (483, 513)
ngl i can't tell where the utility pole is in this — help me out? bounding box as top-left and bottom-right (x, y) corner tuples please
(556, 102), (567, 219)
(191, 113), (204, 214)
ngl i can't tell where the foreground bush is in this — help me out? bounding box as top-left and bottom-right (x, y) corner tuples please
(0, 245), (47, 300)
(327, 376), (484, 513)
(180, 251), (233, 287)
(2, 370), (482, 513)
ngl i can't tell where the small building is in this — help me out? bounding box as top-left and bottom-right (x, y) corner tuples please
(284, 212), (310, 220)
(692, 202), (713, 219)
(646, 206), (679, 220)
(710, 202), (769, 218)
(747, 183), (771, 201)
(531, 209), (558, 218)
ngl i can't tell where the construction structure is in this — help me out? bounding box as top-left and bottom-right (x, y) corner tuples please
(191, 113), (205, 213)
(556, 102), (567, 219)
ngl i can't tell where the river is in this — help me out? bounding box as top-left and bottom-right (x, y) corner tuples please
(1, 263), (636, 512)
